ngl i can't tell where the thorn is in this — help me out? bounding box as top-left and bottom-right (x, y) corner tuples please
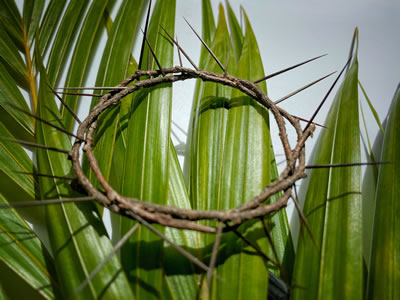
(6, 103), (80, 139)
(290, 115), (326, 129)
(274, 72), (336, 104)
(292, 185), (320, 251)
(54, 87), (126, 90)
(254, 54), (328, 84)
(176, 36), (183, 67)
(53, 91), (102, 97)
(14, 171), (75, 181)
(184, 17), (225, 73)
(141, 29), (165, 76)
(48, 85), (81, 124)
(73, 223), (141, 296)
(138, 0), (152, 70)
(260, 218), (290, 284)
(0, 137), (70, 154)
(0, 196), (95, 209)
(131, 213), (209, 272)
(206, 222), (223, 290)
(305, 162), (389, 169)
(232, 228), (275, 264)
(303, 55), (352, 132)
(160, 25), (199, 71)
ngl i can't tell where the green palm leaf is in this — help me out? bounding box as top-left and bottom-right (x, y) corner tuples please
(367, 84), (400, 300)
(292, 29), (362, 300)
(0, 193), (56, 300)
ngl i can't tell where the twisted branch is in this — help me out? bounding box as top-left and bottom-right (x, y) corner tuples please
(69, 66), (315, 233)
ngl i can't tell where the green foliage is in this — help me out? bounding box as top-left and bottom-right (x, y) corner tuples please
(0, 1), (397, 299)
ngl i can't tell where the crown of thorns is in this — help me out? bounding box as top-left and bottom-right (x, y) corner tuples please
(69, 62), (316, 234)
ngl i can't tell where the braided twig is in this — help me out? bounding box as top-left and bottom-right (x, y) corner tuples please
(69, 66), (315, 233)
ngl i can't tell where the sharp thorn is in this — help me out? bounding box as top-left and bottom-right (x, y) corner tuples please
(14, 171), (75, 181)
(305, 162), (390, 169)
(131, 213), (209, 272)
(141, 29), (165, 76)
(73, 223), (141, 296)
(254, 54), (328, 84)
(290, 115), (326, 128)
(303, 55), (352, 132)
(6, 103), (80, 139)
(138, 0), (152, 70)
(184, 17), (225, 73)
(53, 91), (102, 97)
(274, 72), (336, 104)
(54, 87), (126, 90)
(0, 196), (95, 209)
(206, 222), (223, 290)
(160, 25), (199, 71)
(176, 36), (183, 67)
(260, 218), (290, 283)
(292, 185), (320, 251)
(232, 228), (275, 264)
(0, 137), (70, 154)
(48, 85), (81, 124)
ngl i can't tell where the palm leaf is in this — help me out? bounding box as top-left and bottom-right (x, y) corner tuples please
(367, 84), (400, 300)
(0, 193), (56, 300)
(118, 1), (176, 298)
(292, 29), (362, 300)
(35, 33), (134, 300)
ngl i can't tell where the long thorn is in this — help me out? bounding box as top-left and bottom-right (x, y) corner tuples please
(0, 196), (95, 209)
(160, 25), (199, 71)
(0, 137), (70, 154)
(14, 171), (75, 181)
(292, 185), (319, 251)
(184, 17), (225, 73)
(7, 103), (80, 139)
(138, 0), (152, 70)
(306, 162), (389, 169)
(254, 54), (327, 84)
(53, 91), (102, 97)
(176, 36), (183, 67)
(291, 115), (326, 128)
(274, 72), (336, 104)
(131, 213), (209, 272)
(54, 87), (126, 91)
(303, 55), (352, 132)
(141, 29), (165, 76)
(232, 228), (275, 264)
(206, 222), (223, 290)
(73, 223), (141, 296)
(48, 84), (81, 124)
